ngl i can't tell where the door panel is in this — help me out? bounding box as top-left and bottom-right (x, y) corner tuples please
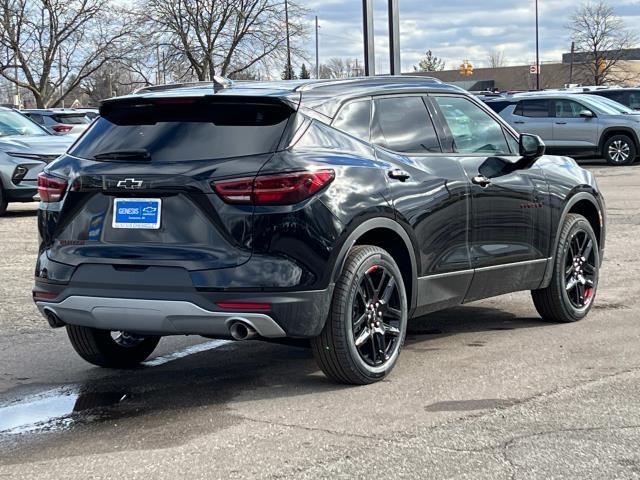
(371, 95), (472, 315)
(430, 94), (551, 301)
(551, 99), (599, 148)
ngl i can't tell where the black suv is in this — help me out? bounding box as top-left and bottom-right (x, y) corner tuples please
(33, 77), (606, 385)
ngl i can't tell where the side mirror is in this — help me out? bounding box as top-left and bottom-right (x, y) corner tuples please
(519, 133), (546, 160)
(580, 110), (595, 118)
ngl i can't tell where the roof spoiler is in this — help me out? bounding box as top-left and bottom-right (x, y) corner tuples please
(134, 76), (233, 94)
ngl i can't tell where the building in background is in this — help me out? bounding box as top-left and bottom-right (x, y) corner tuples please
(414, 49), (640, 91)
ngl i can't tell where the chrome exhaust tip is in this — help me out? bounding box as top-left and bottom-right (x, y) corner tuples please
(229, 321), (258, 341)
(43, 307), (65, 328)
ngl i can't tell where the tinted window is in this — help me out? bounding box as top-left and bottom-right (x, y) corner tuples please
(629, 92), (640, 110)
(52, 114), (90, 125)
(515, 100), (550, 118)
(485, 101), (512, 113)
(332, 100), (371, 141)
(372, 96), (440, 153)
(554, 99), (588, 118)
(598, 91), (626, 104)
(26, 113), (44, 124)
(70, 100), (292, 162)
(434, 96), (511, 155)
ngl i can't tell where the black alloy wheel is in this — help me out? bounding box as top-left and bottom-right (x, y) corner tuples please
(312, 245), (408, 384)
(532, 213), (600, 322)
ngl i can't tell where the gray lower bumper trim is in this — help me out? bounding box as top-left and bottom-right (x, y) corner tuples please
(36, 296), (286, 338)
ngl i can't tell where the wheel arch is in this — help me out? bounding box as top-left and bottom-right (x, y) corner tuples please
(541, 192), (604, 288)
(331, 218), (419, 312)
(599, 127), (639, 156)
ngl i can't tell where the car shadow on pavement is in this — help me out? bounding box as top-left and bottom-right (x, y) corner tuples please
(0, 209), (38, 218)
(0, 304), (549, 460)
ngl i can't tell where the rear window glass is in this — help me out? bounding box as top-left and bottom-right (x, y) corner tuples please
(514, 100), (550, 117)
(52, 114), (90, 124)
(70, 100), (292, 162)
(485, 101), (512, 113)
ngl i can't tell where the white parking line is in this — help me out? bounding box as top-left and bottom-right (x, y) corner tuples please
(143, 340), (232, 367)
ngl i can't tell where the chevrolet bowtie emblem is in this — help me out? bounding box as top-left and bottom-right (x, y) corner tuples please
(116, 178), (144, 189)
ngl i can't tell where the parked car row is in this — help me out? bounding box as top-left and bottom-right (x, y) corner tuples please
(0, 107), (75, 215)
(483, 89), (640, 166)
(22, 108), (98, 135)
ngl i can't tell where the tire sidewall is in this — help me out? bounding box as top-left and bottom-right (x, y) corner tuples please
(605, 135), (636, 166)
(555, 217), (600, 321)
(341, 251), (408, 378)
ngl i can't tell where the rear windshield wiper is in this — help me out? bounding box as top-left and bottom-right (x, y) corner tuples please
(93, 149), (151, 161)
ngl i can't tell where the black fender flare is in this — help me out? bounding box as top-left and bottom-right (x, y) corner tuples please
(540, 191), (603, 288)
(330, 217), (419, 310)
(598, 127), (640, 155)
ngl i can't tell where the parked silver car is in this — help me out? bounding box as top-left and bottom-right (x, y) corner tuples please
(21, 108), (92, 135)
(0, 107), (74, 215)
(486, 93), (640, 165)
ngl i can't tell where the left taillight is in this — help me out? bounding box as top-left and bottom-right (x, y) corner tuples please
(37, 172), (68, 202)
(52, 124), (73, 133)
(212, 170), (335, 206)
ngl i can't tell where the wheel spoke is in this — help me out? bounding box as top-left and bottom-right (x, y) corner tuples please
(376, 271), (388, 296)
(380, 277), (396, 304)
(566, 277), (578, 292)
(386, 307), (403, 319)
(383, 323), (401, 336)
(353, 312), (367, 331)
(364, 274), (377, 299)
(357, 284), (369, 305)
(377, 332), (387, 360)
(355, 327), (372, 347)
(582, 239), (593, 260)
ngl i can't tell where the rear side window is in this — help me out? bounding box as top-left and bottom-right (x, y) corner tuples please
(598, 91), (626, 104)
(70, 100), (293, 162)
(629, 92), (640, 109)
(372, 96), (441, 153)
(332, 100), (371, 141)
(514, 100), (550, 117)
(53, 114), (90, 124)
(26, 113), (43, 124)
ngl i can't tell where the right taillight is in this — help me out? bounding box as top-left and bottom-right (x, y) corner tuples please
(52, 124), (73, 133)
(212, 170), (335, 206)
(37, 173), (68, 202)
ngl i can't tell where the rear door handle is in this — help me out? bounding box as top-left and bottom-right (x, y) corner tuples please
(472, 175), (492, 188)
(388, 169), (411, 182)
(514, 121), (525, 124)
(555, 121), (567, 125)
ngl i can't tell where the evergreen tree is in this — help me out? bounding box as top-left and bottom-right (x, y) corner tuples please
(299, 63), (311, 79)
(413, 50), (446, 72)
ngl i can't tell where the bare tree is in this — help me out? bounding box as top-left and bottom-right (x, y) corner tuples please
(569, 1), (638, 85)
(0, 0), (135, 107)
(413, 50), (445, 72)
(138, 0), (308, 81)
(487, 50), (506, 68)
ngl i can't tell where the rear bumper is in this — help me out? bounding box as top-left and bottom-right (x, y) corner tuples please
(36, 296), (287, 338)
(33, 282), (334, 338)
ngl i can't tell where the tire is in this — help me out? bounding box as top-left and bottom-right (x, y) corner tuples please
(532, 214), (600, 323)
(66, 325), (161, 368)
(0, 182), (7, 217)
(311, 245), (408, 385)
(603, 134), (636, 166)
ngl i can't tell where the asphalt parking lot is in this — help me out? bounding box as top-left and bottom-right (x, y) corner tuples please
(1, 159), (639, 479)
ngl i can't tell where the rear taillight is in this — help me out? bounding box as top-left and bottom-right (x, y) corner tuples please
(37, 173), (68, 202)
(52, 124), (73, 133)
(212, 170), (334, 206)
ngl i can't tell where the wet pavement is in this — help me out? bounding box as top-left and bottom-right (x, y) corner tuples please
(1, 159), (640, 479)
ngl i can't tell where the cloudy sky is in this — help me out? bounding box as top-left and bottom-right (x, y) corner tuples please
(299, 0), (640, 73)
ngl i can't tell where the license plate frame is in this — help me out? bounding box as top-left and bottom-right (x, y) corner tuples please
(112, 198), (162, 230)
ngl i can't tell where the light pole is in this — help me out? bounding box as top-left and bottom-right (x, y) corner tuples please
(535, 0), (540, 90)
(284, 0), (292, 79)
